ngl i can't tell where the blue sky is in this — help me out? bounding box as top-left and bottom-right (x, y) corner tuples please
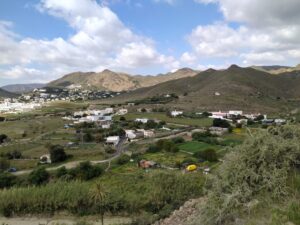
(0, 0), (300, 85)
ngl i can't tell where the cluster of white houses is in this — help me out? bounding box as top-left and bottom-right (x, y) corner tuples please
(63, 108), (114, 129)
(0, 99), (42, 114)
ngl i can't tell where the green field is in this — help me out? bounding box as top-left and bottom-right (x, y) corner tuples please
(114, 112), (213, 127)
(178, 141), (221, 154)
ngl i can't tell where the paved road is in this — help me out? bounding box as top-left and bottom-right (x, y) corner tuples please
(13, 137), (127, 176)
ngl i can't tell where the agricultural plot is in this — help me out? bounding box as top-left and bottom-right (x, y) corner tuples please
(114, 112), (213, 127)
(178, 141), (221, 154)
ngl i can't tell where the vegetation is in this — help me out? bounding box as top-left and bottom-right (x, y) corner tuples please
(49, 144), (67, 163)
(191, 126), (300, 225)
(0, 171), (204, 220)
(28, 167), (50, 186)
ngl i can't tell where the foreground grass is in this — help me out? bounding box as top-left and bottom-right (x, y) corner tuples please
(0, 170), (204, 219)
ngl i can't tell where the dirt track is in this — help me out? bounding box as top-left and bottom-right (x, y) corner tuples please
(0, 216), (131, 225)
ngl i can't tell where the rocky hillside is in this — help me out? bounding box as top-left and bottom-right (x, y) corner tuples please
(253, 64), (300, 74)
(0, 88), (19, 98)
(1, 83), (45, 94)
(109, 65), (300, 112)
(48, 68), (198, 92)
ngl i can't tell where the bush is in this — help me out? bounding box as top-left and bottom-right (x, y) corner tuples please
(197, 126), (300, 224)
(0, 134), (8, 144)
(147, 145), (160, 153)
(83, 132), (94, 142)
(120, 116), (126, 121)
(117, 154), (131, 165)
(49, 145), (67, 163)
(28, 167), (49, 185)
(0, 173), (16, 189)
(172, 137), (185, 144)
(0, 158), (10, 172)
(193, 148), (218, 162)
(212, 118), (231, 128)
(56, 166), (68, 178)
(72, 161), (104, 181)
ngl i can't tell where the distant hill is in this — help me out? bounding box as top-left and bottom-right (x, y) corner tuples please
(110, 65), (300, 113)
(0, 88), (19, 98)
(252, 64), (300, 74)
(1, 83), (45, 94)
(47, 68), (198, 92)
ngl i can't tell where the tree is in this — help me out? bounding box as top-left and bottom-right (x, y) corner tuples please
(213, 118), (231, 128)
(119, 116), (126, 121)
(6, 150), (22, 160)
(90, 182), (107, 225)
(28, 167), (49, 185)
(49, 145), (67, 163)
(117, 154), (130, 165)
(83, 132), (94, 142)
(172, 137), (185, 144)
(56, 166), (68, 178)
(147, 145), (160, 153)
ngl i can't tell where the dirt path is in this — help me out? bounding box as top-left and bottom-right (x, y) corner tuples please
(0, 216), (131, 225)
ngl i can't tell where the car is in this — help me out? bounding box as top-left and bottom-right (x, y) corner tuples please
(7, 167), (17, 173)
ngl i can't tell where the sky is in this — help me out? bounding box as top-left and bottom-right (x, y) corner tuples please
(0, 0), (300, 85)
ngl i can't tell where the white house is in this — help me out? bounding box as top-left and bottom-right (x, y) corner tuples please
(40, 154), (51, 164)
(116, 108), (128, 115)
(106, 136), (120, 146)
(228, 110), (243, 116)
(138, 129), (155, 138)
(135, 118), (149, 124)
(171, 110), (183, 117)
(209, 111), (228, 119)
(125, 130), (137, 140)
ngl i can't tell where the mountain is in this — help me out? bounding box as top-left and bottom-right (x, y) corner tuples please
(1, 83), (45, 94)
(0, 88), (19, 98)
(47, 68), (198, 92)
(110, 65), (300, 113)
(252, 64), (300, 74)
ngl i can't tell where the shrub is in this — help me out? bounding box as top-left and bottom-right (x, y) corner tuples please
(56, 166), (68, 178)
(83, 132), (94, 142)
(119, 116), (126, 121)
(49, 145), (67, 163)
(147, 145), (160, 153)
(172, 137), (185, 144)
(196, 126), (300, 225)
(73, 161), (104, 181)
(28, 167), (49, 185)
(0, 159), (10, 172)
(117, 154), (131, 165)
(0, 134), (8, 144)
(0, 173), (16, 189)
(193, 148), (218, 162)
(212, 118), (231, 128)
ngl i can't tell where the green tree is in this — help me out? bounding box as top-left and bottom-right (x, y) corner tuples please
(28, 167), (49, 185)
(49, 145), (67, 163)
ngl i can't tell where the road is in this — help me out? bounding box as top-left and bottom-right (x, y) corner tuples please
(13, 137), (127, 176)
(12, 127), (194, 176)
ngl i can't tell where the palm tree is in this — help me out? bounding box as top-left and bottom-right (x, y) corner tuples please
(90, 182), (107, 225)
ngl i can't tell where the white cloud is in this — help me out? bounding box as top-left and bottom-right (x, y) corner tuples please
(184, 0), (300, 66)
(0, 0), (177, 84)
(153, 0), (176, 5)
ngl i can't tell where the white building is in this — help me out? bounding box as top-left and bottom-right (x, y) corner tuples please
(40, 154), (51, 164)
(106, 136), (120, 146)
(171, 110), (183, 117)
(209, 111), (228, 119)
(228, 110), (243, 116)
(135, 118), (149, 124)
(116, 108), (128, 115)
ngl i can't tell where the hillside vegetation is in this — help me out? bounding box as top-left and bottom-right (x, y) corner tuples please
(48, 68), (198, 91)
(107, 65), (300, 112)
(156, 126), (300, 225)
